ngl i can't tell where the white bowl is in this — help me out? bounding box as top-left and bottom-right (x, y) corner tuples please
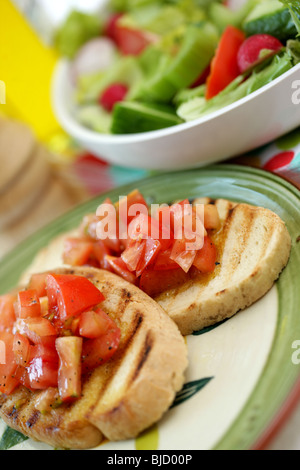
(52, 58), (300, 171)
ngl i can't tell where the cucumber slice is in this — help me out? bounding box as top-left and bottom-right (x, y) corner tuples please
(110, 101), (183, 134)
(243, 0), (299, 41)
(133, 23), (219, 103)
(208, 0), (259, 33)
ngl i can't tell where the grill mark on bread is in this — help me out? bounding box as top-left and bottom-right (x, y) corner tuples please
(130, 331), (153, 383)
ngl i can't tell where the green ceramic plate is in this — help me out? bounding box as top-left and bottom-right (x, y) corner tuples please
(0, 164), (300, 450)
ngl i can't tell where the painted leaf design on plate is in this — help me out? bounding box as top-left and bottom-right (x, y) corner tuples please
(171, 377), (214, 408)
(0, 426), (28, 450)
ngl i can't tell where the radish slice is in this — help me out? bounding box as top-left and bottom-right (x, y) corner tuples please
(71, 37), (117, 82)
(237, 34), (283, 74)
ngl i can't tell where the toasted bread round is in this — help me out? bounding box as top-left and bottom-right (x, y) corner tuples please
(0, 267), (188, 449)
(156, 199), (292, 335)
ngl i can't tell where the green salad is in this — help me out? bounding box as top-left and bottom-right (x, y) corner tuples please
(56, 0), (300, 134)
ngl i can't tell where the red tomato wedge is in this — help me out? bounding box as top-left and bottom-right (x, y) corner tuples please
(46, 274), (105, 321)
(99, 83), (128, 112)
(153, 249), (180, 271)
(136, 238), (161, 277)
(205, 25), (245, 100)
(56, 336), (82, 402)
(114, 24), (158, 55)
(121, 238), (146, 272)
(16, 289), (41, 319)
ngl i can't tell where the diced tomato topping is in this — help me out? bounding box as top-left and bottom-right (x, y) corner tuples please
(82, 327), (121, 374)
(193, 236), (217, 273)
(153, 248), (180, 271)
(139, 268), (190, 297)
(105, 256), (137, 284)
(0, 331), (19, 394)
(116, 189), (148, 226)
(0, 273), (121, 400)
(15, 289), (41, 319)
(62, 238), (94, 266)
(27, 357), (58, 390)
(27, 273), (48, 298)
(206, 25), (245, 100)
(0, 294), (16, 332)
(13, 333), (31, 367)
(46, 274), (105, 321)
(79, 308), (115, 339)
(93, 240), (113, 270)
(136, 238), (161, 277)
(56, 336), (82, 402)
(15, 317), (57, 344)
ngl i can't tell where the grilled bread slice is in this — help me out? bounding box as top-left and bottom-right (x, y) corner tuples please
(155, 198), (291, 335)
(20, 198), (292, 336)
(0, 267), (188, 450)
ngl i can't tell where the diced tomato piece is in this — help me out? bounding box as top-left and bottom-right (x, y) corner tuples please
(27, 273), (48, 298)
(193, 236), (217, 273)
(96, 199), (122, 253)
(237, 34), (283, 74)
(136, 238), (161, 277)
(46, 274), (105, 321)
(93, 240), (113, 270)
(206, 25), (245, 99)
(27, 357), (58, 390)
(0, 331), (19, 394)
(153, 248), (180, 271)
(13, 333), (31, 367)
(114, 24), (158, 55)
(170, 238), (197, 273)
(62, 238), (94, 266)
(32, 336), (59, 364)
(15, 289), (41, 319)
(105, 256), (137, 284)
(0, 294), (16, 332)
(15, 317), (57, 344)
(82, 327), (121, 374)
(139, 268), (189, 297)
(128, 214), (172, 251)
(79, 308), (117, 339)
(99, 83), (129, 112)
(121, 238), (146, 272)
(56, 336), (82, 402)
(116, 189), (148, 226)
